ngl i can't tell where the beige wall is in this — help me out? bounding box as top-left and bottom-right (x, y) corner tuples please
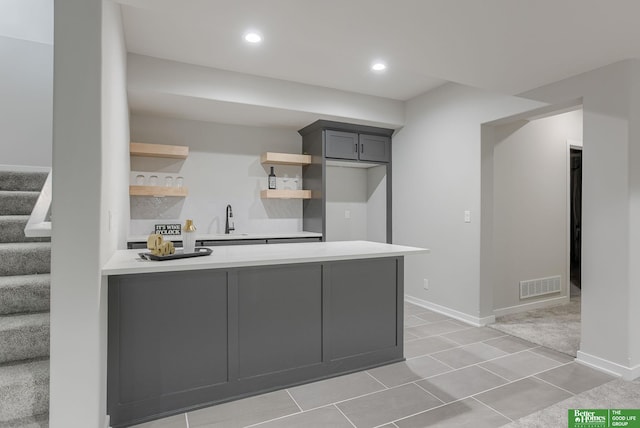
(491, 110), (582, 312)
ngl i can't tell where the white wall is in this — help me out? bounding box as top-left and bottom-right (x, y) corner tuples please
(326, 166), (369, 241)
(520, 60), (640, 379)
(0, 35), (52, 167)
(491, 110), (582, 311)
(129, 114), (304, 236)
(50, 1), (129, 427)
(128, 53), (404, 129)
(50, 0), (103, 426)
(393, 83), (544, 324)
(325, 164), (387, 242)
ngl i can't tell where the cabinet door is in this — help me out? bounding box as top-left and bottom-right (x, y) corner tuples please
(359, 134), (390, 162)
(328, 258), (398, 360)
(325, 130), (358, 160)
(108, 270), (229, 424)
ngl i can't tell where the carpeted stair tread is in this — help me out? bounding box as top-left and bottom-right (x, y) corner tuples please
(0, 359), (49, 423)
(0, 243), (51, 277)
(0, 216), (49, 244)
(0, 313), (50, 364)
(0, 413), (48, 428)
(0, 192), (40, 216)
(0, 275), (50, 316)
(0, 171), (48, 192)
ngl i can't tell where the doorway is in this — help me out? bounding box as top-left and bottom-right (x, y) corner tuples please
(570, 147), (582, 290)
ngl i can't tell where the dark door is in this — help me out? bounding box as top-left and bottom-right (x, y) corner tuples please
(570, 148), (582, 288)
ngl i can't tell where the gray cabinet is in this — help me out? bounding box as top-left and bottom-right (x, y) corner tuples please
(325, 130), (390, 163)
(127, 237), (321, 249)
(359, 134), (391, 163)
(325, 130), (359, 160)
(299, 120), (394, 243)
(107, 257), (404, 427)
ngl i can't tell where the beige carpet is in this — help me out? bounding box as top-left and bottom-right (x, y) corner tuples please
(489, 296), (581, 357)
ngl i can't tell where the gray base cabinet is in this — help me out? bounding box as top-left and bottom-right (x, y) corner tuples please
(107, 257), (404, 427)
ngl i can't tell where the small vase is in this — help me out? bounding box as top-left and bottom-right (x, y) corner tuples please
(182, 219), (197, 253)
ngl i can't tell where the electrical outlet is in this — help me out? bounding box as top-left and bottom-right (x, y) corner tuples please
(423, 278), (429, 290)
(344, 210), (351, 219)
(464, 210), (471, 223)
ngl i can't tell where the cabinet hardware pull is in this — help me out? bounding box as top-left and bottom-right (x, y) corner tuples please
(354, 143), (358, 154)
(361, 143), (364, 153)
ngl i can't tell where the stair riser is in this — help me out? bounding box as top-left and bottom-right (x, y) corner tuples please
(0, 364), (49, 422)
(0, 217), (49, 244)
(0, 282), (50, 316)
(0, 172), (48, 192)
(0, 192), (39, 216)
(0, 248), (50, 277)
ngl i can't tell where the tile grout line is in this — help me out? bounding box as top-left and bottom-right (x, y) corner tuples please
(470, 396), (515, 423)
(285, 389), (304, 413)
(529, 346), (577, 364)
(532, 374), (578, 396)
(243, 409), (303, 428)
(412, 380), (447, 404)
(364, 369), (390, 389)
(333, 404), (358, 428)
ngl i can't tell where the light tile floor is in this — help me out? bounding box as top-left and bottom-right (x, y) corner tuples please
(132, 302), (613, 428)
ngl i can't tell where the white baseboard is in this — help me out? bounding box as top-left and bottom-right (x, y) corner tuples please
(404, 295), (495, 327)
(104, 414), (111, 428)
(0, 164), (51, 172)
(493, 295), (570, 317)
(576, 350), (640, 380)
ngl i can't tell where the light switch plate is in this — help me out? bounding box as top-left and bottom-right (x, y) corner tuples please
(464, 210), (471, 223)
(345, 210), (351, 219)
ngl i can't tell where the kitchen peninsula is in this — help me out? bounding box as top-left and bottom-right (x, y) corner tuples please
(103, 240), (428, 427)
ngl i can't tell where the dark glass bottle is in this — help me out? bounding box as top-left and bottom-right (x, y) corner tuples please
(268, 166), (276, 189)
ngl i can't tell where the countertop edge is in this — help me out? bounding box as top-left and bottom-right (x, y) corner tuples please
(102, 241), (430, 276)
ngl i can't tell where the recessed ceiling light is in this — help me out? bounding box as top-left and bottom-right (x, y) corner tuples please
(371, 62), (387, 72)
(244, 32), (262, 44)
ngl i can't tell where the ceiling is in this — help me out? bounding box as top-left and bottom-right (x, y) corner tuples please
(116, 0), (640, 126)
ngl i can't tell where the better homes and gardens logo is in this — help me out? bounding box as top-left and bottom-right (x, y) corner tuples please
(569, 409), (640, 428)
(571, 410), (607, 427)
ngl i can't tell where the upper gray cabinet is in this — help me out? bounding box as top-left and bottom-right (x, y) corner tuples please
(325, 129), (390, 163)
(359, 134), (391, 163)
(325, 130), (359, 160)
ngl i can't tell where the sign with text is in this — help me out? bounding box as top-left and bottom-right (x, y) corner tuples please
(569, 410), (640, 428)
(154, 224), (181, 236)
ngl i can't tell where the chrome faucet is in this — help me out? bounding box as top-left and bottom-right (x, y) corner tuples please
(225, 204), (235, 234)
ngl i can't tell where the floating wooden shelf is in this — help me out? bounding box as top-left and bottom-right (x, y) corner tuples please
(261, 152), (311, 166)
(260, 189), (311, 199)
(129, 185), (188, 197)
(130, 142), (189, 159)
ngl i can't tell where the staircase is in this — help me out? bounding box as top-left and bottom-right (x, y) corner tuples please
(0, 171), (50, 427)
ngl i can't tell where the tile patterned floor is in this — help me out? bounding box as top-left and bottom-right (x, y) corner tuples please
(132, 302), (614, 428)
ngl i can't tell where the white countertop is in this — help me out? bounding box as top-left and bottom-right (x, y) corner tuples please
(103, 240), (429, 275)
(127, 231), (323, 242)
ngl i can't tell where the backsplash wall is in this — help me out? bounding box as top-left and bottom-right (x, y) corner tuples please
(129, 114), (304, 236)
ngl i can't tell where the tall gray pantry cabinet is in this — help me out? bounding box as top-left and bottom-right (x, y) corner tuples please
(298, 120), (394, 243)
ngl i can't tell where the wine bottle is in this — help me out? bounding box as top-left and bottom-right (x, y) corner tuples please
(268, 166), (276, 189)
